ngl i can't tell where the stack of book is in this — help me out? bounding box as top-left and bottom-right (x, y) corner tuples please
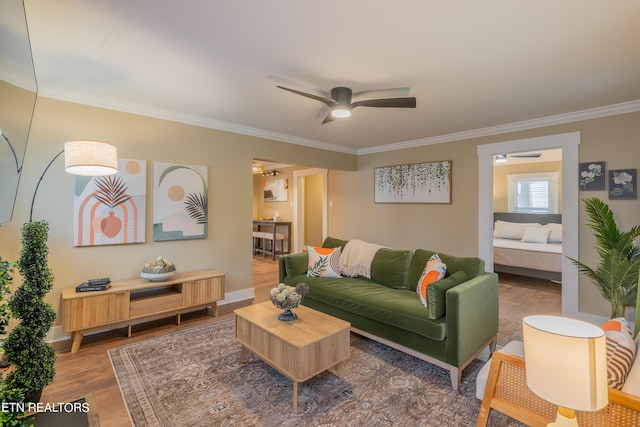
(75, 278), (111, 292)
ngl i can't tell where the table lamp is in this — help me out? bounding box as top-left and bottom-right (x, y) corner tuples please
(523, 315), (608, 427)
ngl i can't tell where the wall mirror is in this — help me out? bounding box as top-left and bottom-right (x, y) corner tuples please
(0, 0), (37, 225)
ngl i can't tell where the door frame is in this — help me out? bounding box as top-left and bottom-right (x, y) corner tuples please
(477, 132), (604, 323)
(293, 168), (328, 253)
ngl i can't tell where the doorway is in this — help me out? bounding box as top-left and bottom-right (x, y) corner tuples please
(478, 132), (583, 319)
(293, 168), (328, 253)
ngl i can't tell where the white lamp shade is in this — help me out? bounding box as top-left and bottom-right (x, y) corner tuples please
(64, 140), (118, 176)
(523, 315), (608, 412)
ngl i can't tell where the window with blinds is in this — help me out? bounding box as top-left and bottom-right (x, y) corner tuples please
(507, 172), (559, 213)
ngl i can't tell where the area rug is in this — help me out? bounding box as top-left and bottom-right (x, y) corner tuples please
(109, 318), (523, 426)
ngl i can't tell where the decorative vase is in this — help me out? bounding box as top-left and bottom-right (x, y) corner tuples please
(278, 308), (297, 321)
(269, 282), (309, 321)
(101, 211), (122, 238)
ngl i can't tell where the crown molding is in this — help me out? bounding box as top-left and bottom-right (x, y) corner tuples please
(358, 100), (640, 155)
(36, 86), (358, 155)
(37, 85), (640, 157)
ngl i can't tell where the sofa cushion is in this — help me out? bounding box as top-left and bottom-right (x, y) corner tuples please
(290, 274), (447, 341)
(307, 247), (342, 277)
(428, 270), (468, 320)
(370, 248), (413, 289)
(284, 253), (308, 278)
(408, 249), (485, 291)
(322, 236), (349, 249)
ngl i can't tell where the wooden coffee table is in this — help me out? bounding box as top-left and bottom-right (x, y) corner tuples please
(234, 301), (350, 409)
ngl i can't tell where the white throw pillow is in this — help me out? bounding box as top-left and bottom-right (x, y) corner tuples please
(493, 221), (541, 240)
(545, 223), (563, 243)
(521, 226), (551, 244)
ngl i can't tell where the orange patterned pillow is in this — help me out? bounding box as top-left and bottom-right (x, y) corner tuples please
(601, 318), (636, 389)
(307, 247), (342, 278)
(416, 253), (447, 307)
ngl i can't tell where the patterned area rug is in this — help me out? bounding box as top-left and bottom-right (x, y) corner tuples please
(109, 318), (523, 426)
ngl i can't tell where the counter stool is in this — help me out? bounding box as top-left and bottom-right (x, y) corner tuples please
(252, 231), (265, 255)
(263, 233), (285, 259)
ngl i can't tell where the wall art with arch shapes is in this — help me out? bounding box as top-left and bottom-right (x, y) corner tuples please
(74, 158), (146, 247)
(153, 162), (208, 241)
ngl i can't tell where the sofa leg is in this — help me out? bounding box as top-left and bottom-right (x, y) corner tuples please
(450, 368), (461, 391)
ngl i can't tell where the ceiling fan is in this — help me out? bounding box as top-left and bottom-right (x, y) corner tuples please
(275, 84), (417, 124)
(494, 153), (542, 163)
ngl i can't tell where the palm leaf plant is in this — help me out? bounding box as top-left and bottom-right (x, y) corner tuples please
(185, 192), (207, 224)
(568, 197), (640, 318)
(92, 174), (131, 210)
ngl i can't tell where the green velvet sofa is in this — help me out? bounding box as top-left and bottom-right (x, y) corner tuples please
(278, 237), (499, 390)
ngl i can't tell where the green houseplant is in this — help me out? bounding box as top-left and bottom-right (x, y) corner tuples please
(3, 220), (56, 401)
(568, 197), (640, 318)
(1, 256), (14, 368)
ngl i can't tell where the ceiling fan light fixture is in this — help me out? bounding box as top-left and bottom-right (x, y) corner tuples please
(331, 106), (351, 118)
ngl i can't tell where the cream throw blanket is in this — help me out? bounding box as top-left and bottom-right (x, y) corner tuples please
(339, 239), (386, 278)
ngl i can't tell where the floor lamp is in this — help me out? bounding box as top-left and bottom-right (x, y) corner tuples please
(29, 140), (118, 221)
(523, 315), (608, 427)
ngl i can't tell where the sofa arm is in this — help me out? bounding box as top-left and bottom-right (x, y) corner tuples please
(278, 252), (308, 282)
(445, 272), (499, 366)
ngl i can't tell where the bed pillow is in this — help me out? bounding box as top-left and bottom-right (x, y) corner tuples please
(427, 270), (468, 319)
(601, 318), (636, 389)
(307, 247), (342, 278)
(416, 253), (447, 306)
(494, 221), (541, 240)
(545, 223), (563, 243)
(521, 226), (551, 244)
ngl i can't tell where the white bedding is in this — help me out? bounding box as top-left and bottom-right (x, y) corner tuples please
(493, 238), (563, 273)
(493, 238), (562, 254)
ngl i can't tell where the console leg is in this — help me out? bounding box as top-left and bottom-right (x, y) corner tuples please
(70, 331), (84, 353)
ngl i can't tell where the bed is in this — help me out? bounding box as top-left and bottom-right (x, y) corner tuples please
(493, 212), (562, 282)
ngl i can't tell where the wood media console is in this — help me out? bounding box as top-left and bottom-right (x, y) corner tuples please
(61, 269), (225, 353)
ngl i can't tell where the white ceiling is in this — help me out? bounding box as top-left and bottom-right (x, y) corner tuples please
(20, 0), (640, 154)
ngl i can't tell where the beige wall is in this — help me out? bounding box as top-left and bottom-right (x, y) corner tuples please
(0, 96), (356, 328)
(304, 174), (324, 247)
(2, 94), (639, 325)
(493, 161), (563, 212)
(327, 111), (640, 317)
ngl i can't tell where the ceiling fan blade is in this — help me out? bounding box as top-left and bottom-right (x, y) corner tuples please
(351, 97), (416, 109)
(352, 87), (410, 101)
(321, 112), (336, 124)
(276, 86), (335, 107)
(510, 153), (542, 158)
(267, 75), (328, 98)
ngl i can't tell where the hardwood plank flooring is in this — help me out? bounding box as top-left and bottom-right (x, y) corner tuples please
(33, 256), (559, 426)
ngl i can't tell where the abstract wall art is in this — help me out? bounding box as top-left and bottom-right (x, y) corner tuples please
(74, 158), (146, 247)
(153, 162), (208, 241)
(264, 178), (288, 202)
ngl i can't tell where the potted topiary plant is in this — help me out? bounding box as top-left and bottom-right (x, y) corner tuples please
(568, 197), (640, 318)
(3, 220), (56, 402)
(0, 256), (14, 368)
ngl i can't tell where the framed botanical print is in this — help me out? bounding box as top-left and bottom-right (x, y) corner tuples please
(374, 160), (451, 204)
(609, 169), (637, 200)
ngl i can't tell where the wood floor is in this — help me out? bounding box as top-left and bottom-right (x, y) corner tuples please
(36, 256), (559, 426)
